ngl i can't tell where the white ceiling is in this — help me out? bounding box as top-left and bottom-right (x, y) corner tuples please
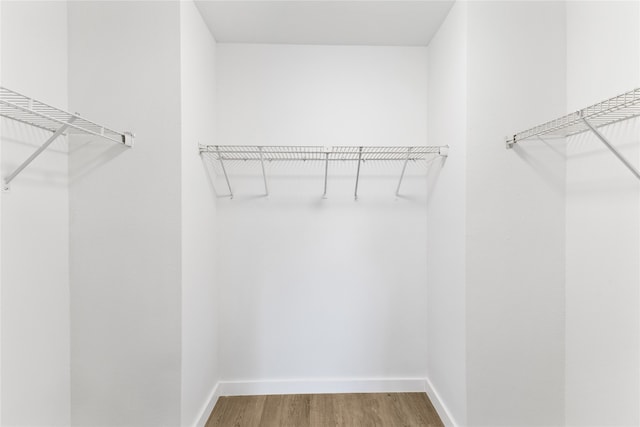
(195, 1), (454, 46)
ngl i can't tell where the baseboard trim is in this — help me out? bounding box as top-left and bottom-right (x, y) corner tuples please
(195, 382), (222, 427)
(217, 377), (427, 397)
(424, 377), (459, 427)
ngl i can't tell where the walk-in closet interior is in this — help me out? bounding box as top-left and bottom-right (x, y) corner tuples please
(1, 1), (639, 426)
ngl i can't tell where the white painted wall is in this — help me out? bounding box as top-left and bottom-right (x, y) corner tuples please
(215, 44), (430, 388)
(180, 2), (219, 426)
(217, 44), (427, 147)
(465, 2), (566, 425)
(426, 2), (467, 426)
(565, 2), (640, 425)
(68, 2), (183, 425)
(1, 2), (70, 425)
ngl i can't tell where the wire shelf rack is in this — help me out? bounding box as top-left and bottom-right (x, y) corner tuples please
(199, 145), (445, 161)
(507, 87), (640, 146)
(506, 87), (640, 181)
(1, 87), (133, 146)
(0, 86), (134, 190)
(199, 145), (448, 199)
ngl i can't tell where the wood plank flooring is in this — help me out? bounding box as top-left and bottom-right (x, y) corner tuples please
(205, 392), (444, 427)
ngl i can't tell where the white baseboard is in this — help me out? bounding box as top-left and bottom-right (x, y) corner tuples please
(424, 377), (459, 427)
(217, 377), (427, 396)
(194, 382), (222, 427)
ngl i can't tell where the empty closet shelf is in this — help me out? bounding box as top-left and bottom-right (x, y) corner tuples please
(0, 86), (134, 190)
(199, 145), (448, 199)
(506, 87), (640, 181)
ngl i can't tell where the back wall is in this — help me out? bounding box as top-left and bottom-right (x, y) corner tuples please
(215, 44), (430, 388)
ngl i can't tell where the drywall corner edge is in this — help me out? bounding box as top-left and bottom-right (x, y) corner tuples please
(425, 377), (459, 427)
(194, 382), (221, 427)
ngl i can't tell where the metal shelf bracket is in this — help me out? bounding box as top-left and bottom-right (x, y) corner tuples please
(2, 117), (76, 191)
(259, 146), (269, 196)
(581, 114), (640, 181)
(216, 145), (233, 199)
(354, 146), (363, 200)
(395, 146), (412, 197)
(322, 146), (331, 199)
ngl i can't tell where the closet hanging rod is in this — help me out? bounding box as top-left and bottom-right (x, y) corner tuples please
(199, 145), (448, 199)
(0, 86), (134, 190)
(506, 87), (640, 180)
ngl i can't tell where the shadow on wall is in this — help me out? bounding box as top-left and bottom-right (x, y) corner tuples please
(565, 118), (640, 195)
(425, 154), (447, 208)
(68, 136), (128, 184)
(512, 139), (566, 197)
(201, 150), (223, 199)
(507, 118), (640, 199)
(1, 119), (69, 153)
(565, 119), (639, 161)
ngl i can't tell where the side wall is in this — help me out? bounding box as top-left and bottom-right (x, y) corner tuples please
(426, 2), (467, 426)
(215, 44), (430, 390)
(565, 2), (640, 425)
(68, 2), (183, 425)
(0, 2), (70, 425)
(180, 2), (220, 426)
(466, 2), (567, 425)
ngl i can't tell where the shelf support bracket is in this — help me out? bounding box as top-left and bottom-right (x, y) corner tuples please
(216, 145), (233, 199)
(322, 150), (329, 199)
(354, 146), (363, 200)
(396, 147), (412, 197)
(259, 146), (268, 196)
(581, 116), (640, 181)
(3, 116), (77, 191)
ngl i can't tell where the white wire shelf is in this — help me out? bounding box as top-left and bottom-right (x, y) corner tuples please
(507, 88), (640, 146)
(506, 87), (640, 181)
(199, 145), (448, 199)
(1, 86), (134, 190)
(1, 87), (133, 145)
(199, 145), (446, 161)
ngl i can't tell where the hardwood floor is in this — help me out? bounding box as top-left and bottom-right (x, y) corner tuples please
(205, 392), (444, 427)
